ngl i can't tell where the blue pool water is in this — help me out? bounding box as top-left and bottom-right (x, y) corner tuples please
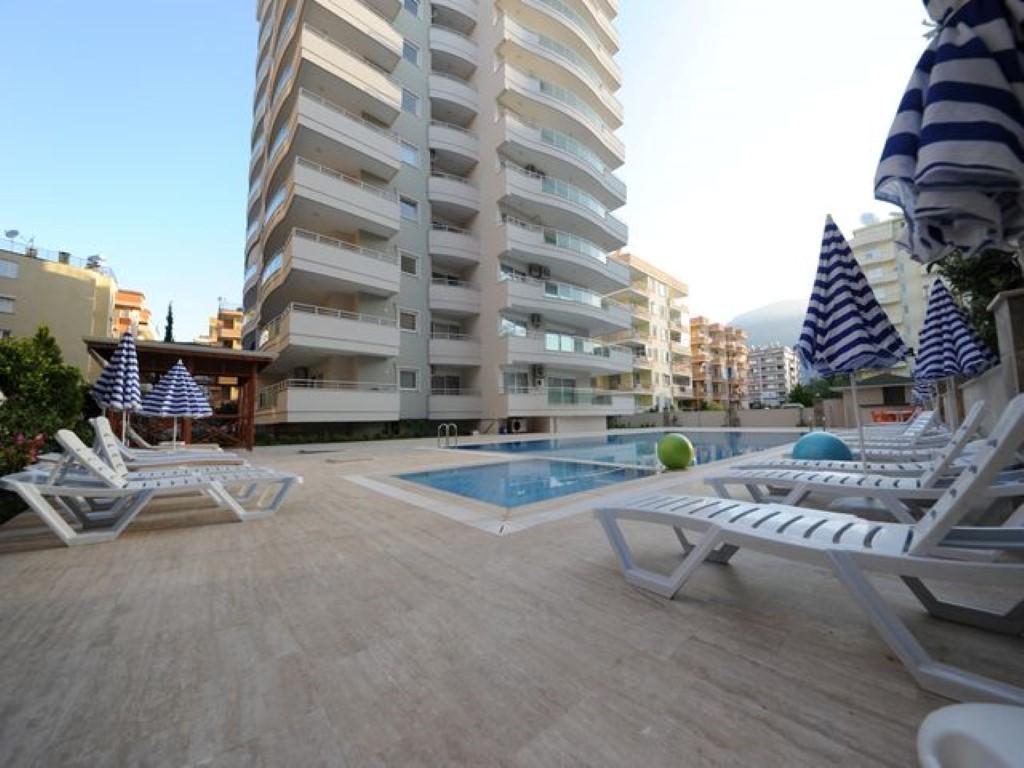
(458, 430), (800, 469)
(400, 459), (654, 508)
(400, 430), (800, 507)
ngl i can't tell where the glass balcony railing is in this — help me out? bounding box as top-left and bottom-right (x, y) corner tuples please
(264, 185), (288, 223)
(261, 250), (284, 285)
(500, 213), (609, 264)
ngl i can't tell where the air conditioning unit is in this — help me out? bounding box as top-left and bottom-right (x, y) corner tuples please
(528, 264), (543, 279)
(530, 365), (545, 387)
(509, 418), (527, 434)
(528, 313), (543, 328)
(539, 266), (551, 279)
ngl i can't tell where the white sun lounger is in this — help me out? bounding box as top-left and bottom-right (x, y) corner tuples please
(737, 402), (987, 478)
(1, 431), (301, 546)
(126, 423), (223, 452)
(595, 395), (1024, 704)
(91, 417), (247, 470)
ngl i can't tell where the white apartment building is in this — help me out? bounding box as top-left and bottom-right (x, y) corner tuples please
(850, 216), (929, 370)
(243, 0), (630, 434)
(747, 344), (799, 407)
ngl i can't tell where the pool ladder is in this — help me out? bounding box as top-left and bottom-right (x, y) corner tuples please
(437, 423), (459, 448)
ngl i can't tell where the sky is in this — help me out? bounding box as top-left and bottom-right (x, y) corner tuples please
(0, 1), (929, 339)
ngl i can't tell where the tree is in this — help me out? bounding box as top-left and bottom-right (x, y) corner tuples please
(932, 250), (1023, 352)
(164, 301), (175, 343)
(787, 383), (813, 407)
(788, 378), (839, 407)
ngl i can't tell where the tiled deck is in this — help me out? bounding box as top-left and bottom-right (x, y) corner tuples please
(0, 439), (1021, 766)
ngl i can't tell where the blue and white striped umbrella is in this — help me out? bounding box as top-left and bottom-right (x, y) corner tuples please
(916, 279), (999, 380)
(875, 0), (1024, 264)
(91, 331), (141, 413)
(912, 377), (937, 405)
(140, 360), (212, 419)
(796, 216), (911, 376)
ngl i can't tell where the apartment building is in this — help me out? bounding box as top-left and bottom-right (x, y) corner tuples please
(598, 251), (690, 412)
(850, 216), (928, 370)
(199, 302), (244, 349)
(243, 0), (629, 433)
(113, 289), (156, 340)
(689, 316), (749, 408)
(747, 344), (799, 407)
(0, 239), (117, 376)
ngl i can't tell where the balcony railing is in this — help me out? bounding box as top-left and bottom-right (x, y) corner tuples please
(295, 156), (396, 200)
(429, 119), (477, 138)
(291, 227), (398, 264)
(430, 330), (477, 341)
(498, 271), (627, 312)
(303, 23), (399, 103)
(299, 87), (399, 140)
(502, 162), (626, 239)
(258, 378), (397, 410)
(430, 387), (480, 396)
(500, 213), (609, 264)
(500, 328), (631, 359)
(498, 385), (632, 407)
(261, 302), (397, 345)
(431, 220), (472, 234)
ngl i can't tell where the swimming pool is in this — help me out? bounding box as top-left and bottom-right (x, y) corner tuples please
(458, 430), (800, 469)
(400, 459), (655, 508)
(399, 431), (800, 508)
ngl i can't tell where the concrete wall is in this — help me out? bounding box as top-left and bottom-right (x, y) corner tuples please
(960, 364), (1009, 434)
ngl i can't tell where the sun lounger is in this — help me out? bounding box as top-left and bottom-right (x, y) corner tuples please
(92, 417), (246, 470)
(1, 431), (300, 546)
(595, 394), (1024, 704)
(126, 423), (223, 452)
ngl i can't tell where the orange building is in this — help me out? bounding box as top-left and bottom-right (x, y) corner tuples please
(113, 289), (155, 340)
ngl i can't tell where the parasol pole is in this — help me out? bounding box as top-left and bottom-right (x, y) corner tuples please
(850, 373), (868, 473)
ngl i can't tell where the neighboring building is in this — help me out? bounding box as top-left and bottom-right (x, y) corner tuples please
(243, 0), (629, 433)
(599, 251), (690, 412)
(747, 344), (800, 407)
(689, 316), (749, 408)
(0, 239), (117, 376)
(113, 289), (156, 340)
(198, 301), (244, 349)
(850, 216), (929, 370)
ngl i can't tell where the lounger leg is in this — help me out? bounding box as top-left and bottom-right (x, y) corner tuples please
(878, 493), (916, 524)
(781, 484), (811, 507)
(674, 527), (739, 564)
(828, 551), (1024, 705)
(901, 577), (1024, 636)
(706, 478), (736, 500)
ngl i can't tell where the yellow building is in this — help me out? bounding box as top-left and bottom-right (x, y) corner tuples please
(0, 240), (117, 377)
(198, 302), (243, 349)
(113, 289), (156, 340)
(600, 251), (691, 412)
(850, 216), (929, 370)
(690, 316), (749, 408)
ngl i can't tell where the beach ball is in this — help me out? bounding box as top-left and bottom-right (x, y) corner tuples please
(657, 433), (694, 470)
(792, 432), (852, 461)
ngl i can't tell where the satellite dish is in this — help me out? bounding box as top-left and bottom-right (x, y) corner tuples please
(859, 212), (879, 227)
(4, 230), (18, 239)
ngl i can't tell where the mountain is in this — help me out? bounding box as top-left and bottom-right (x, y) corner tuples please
(729, 300), (805, 348)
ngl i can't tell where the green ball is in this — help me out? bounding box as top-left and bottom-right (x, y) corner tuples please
(657, 433), (694, 470)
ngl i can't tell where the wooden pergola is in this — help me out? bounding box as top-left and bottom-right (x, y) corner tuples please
(84, 337), (276, 450)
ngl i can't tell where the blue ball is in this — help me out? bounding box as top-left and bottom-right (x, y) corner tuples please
(791, 432), (853, 461)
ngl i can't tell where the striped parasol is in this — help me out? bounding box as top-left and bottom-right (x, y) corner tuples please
(139, 359), (212, 446)
(875, 0), (1024, 264)
(90, 331), (141, 443)
(796, 216), (911, 467)
(916, 279), (999, 380)
(912, 377), (937, 405)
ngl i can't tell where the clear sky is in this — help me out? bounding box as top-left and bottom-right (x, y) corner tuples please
(0, 1), (929, 338)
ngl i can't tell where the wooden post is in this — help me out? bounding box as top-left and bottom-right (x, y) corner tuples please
(243, 363), (258, 450)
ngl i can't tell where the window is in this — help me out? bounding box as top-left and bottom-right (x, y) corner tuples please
(431, 374), (462, 393)
(0, 260), (18, 279)
(403, 39), (420, 66)
(401, 89), (419, 115)
(399, 368), (419, 390)
(0, 296), (13, 314)
(400, 251), (419, 276)
(400, 141), (420, 167)
(503, 370), (529, 393)
(399, 309), (419, 332)
(400, 196), (419, 222)
(404, 0), (419, 15)
(0, 329), (10, 339)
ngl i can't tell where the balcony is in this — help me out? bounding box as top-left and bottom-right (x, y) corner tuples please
(428, 172), (479, 220)
(499, 162), (627, 251)
(256, 378), (399, 424)
(429, 72), (478, 125)
(428, 121), (479, 172)
(498, 274), (631, 335)
(429, 25), (478, 79)
(428, 278), (481, 316)
(499, 64), (623, 167)
(432, 0), (477, 30)
(498, 16), (622, 127)
(299, 24), (401, 124)
(499, 111), (625, 207)
(259, 228), (400, 316)
(429, 332), (481, 366)
(361, 0), (401, 18)
(631, 355), (653, 370)
(499, 331), (633, 374)
(263, 157), (399, 249)
(307, 0), (402, 72)
(429, 223), (480, 266)
(498, 386), (635, 417)
(497, 215), (628, 294)
(259, 303), (400, 370)
(429, 389), (483, 420)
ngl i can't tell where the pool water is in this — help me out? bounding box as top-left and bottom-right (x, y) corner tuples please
(400, 459), (654, 508)
(399, 430), (800, 508)
(458, 430), (800, 469)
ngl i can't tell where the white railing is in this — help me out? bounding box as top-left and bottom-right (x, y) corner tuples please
(296, 156), (397, 200)
(501, 162), (623, 237)
(299, 88), (399, 141)
(498, 385), (634, 407)
(303, 23), (400, 101)
(498, 271), (627, 312)
(292, 227), (398, 264)
(429, 119), (477, 138)
(333, 0), (401, 53)
(500, 328), (632, 357)
(431, 387), (481, 396)
(430, 22), (478, 48)
(430, 277), (477, 289)
(430, 330), (477, 341)
(430, 170), (476, 187)
(499, 213), (609, 264)
(429, 70), (478, 92)
(258, 378), (398, 409)
(431, 221), (473, 235)
(261, 302), (397, 346)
